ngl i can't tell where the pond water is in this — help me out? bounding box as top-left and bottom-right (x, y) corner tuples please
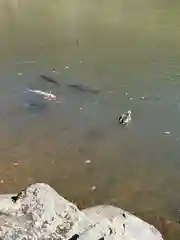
(0, 0), (180, 238)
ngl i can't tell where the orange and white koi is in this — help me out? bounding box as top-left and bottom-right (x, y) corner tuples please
(26, 88), (57, 100)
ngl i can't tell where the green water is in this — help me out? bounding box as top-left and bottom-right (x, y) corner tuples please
(0, 0), (180, 238)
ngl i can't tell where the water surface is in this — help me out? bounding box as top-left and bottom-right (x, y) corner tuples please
(0, 0), (180, 238)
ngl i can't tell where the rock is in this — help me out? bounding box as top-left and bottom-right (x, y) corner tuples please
(0, 183), (93, 240)
(0, 183), (164, 240)
(83, 205), (164, 239)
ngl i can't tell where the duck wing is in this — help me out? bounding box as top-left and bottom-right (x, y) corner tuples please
(119, 113), (126, 123)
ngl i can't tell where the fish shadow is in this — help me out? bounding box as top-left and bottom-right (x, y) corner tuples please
(22, 90), (47, 112)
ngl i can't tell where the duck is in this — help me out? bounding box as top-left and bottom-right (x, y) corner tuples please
(118, 110), (131, 127)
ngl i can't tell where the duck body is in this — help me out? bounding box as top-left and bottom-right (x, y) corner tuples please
(119, 110), (131, 127)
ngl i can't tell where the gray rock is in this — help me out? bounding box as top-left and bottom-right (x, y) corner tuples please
(83, 206), (164, 239)
(0, 183), (164, 240)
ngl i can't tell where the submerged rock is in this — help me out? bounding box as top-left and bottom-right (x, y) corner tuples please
(0, 183), (164, 240)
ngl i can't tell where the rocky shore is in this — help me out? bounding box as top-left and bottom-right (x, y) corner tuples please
(0, 183), (164, 239)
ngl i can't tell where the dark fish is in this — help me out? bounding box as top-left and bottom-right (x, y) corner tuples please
(40, 74), (60, 87)
(67, 84), (99, 94)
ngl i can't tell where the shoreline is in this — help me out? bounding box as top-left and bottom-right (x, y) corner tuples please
(0, 183), (164, 239)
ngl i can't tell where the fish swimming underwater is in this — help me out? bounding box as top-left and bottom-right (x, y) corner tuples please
(26, 88), (57, 100)
(40, 74), (60, 87)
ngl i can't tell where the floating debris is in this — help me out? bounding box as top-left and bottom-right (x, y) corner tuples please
(90, 186), (97, 191)
(128, 97), (133, 100)
(164, 131), (171, 135)
(0, 180), (3, 183)
(52, 69), (61, 75)
(80, 107), (83, 111)
(13, 162), (19, 166)
(85, 160), (91, 164)
(140, 96), (145, 100)
(65, 66), (69, 69)
(119, 110), (132, 127)
(124, 92), (128, 96)
(17, 72), (23, 76)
